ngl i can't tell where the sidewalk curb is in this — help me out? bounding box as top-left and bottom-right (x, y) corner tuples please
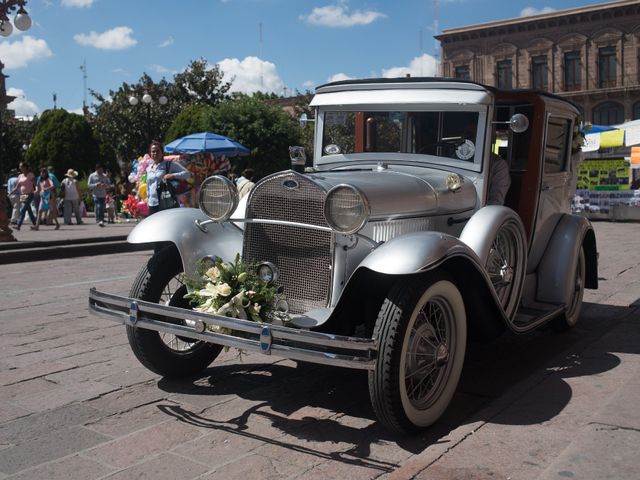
(0, 240), (152, 264)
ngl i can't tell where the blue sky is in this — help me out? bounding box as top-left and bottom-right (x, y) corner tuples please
(1, 0), (610, 117)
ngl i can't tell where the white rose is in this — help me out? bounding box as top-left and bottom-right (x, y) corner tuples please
(205, 267), (221, 281)
(217, 283), (232, 297)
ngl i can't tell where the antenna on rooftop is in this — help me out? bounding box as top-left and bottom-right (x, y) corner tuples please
(80, 59), (88, 113)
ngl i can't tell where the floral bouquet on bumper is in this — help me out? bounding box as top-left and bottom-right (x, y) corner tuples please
(184, 254), (289, 334)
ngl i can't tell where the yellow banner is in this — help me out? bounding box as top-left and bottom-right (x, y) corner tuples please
(599, 129), (625, 148)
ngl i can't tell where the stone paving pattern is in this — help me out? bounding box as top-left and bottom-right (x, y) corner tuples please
(0, 221), (638, 479)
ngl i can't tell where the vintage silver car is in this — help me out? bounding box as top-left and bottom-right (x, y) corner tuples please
(89, 78), (598, 434)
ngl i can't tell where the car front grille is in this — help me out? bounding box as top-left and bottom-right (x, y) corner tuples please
(243, 172), (333, 314)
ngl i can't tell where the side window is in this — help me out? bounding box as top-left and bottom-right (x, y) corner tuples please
(544, 116), (571, 174)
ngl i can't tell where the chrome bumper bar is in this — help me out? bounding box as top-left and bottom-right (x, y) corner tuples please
(89, 288), (377, 370)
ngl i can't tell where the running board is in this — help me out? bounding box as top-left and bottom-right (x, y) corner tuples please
(511, 303), (565, 333)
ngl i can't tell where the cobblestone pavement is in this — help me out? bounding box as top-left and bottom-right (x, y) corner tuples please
(0, 221), (638, 479)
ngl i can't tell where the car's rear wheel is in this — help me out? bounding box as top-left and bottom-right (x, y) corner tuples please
(369, 273), (467, 433)
(551, 247), (586, 331)
(126, 244), (222, 377)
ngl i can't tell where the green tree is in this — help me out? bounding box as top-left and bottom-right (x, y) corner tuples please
(165, 104), (216, 144)
(90, 74), (178, 163)
(24, 109), (99, 177)
(210, 95), (302, 179)
(0, 112), (37, 174)
(171, 58), (232, 107)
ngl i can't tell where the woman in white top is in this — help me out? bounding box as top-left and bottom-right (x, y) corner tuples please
(62, 169), (83, 225)
(145, 140), (192, 215)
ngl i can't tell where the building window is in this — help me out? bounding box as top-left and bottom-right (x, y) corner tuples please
(455, 65), (470, 80)
(564, 50), (581, 91)
(633, 102), (640, 120)
(497, 59), (512, 89)
(598, 46), (617, 88)
(593, 101), (624, 125)
(531, 55), (548, 90)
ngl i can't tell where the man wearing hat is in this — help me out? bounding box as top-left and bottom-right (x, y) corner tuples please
(61, 169), (83, 225)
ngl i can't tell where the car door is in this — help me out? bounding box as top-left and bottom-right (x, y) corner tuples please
(528, 113), (574, 270)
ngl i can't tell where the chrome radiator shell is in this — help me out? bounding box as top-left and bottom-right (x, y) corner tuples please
(243, 172), (334, 314)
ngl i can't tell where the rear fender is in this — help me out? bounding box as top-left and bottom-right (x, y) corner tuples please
(127, 208), (243, 279)
(537, 214), (598, 305)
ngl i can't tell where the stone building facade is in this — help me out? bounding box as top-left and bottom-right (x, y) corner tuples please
(436, 0), (640, 125)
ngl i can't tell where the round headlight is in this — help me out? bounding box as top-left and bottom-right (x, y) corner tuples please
(324, 185), (370, 234)
(199, 176), (239, 222)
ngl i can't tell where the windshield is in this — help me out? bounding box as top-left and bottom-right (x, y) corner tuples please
(322, 110), (481, 162)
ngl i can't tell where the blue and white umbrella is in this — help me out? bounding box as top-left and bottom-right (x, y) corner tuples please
(164, 132), (250, 156)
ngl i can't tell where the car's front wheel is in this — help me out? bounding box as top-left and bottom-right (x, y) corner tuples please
(126, 244), (222, 377)
(369, 273), (467, 433)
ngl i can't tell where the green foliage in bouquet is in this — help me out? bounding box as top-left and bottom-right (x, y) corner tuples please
(184, 254), (289, 331)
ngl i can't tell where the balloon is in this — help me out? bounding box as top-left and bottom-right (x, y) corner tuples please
(138, 183), (147, 200)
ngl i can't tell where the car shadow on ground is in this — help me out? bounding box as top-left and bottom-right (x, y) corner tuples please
(156, 301), (638, 469)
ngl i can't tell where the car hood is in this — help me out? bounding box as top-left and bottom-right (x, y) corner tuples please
(306, 167), (477, 219)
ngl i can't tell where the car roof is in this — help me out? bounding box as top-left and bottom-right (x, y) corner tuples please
(315, 77), (580, 112)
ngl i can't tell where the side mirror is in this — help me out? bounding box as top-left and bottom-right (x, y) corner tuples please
(509, 113), (529, 133)
(492, 113), (530, 133)
(299, 113), (315, 128)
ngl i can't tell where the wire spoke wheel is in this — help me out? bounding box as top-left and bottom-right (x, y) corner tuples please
(485, 218), (526, 319)
(369, 273), (467, 433)
(126, 244), (222, 377)
(403, 296), (455, 411)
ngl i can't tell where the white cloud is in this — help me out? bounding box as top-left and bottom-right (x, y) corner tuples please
(7, 88), (39, 117)
(381, 54), (438, 78)
(67, 107), (85, 115)
(303, 80), (316, 90)
(327, 72), (355, 82)
(217, 56), (285, 94)
(520, 6), (556, 16)
(158, 36), (174, 48)
(61, 0), (94, 7)
(74, 26), (137, 50)
(0, 36), (53, 69)
(301, 4), (386, 28)
(147, 64), (178, 75)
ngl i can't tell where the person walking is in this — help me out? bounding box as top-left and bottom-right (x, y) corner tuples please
(88, 163), (109, 227)
(6, 168), (20, 225)
(31, 167), (60, 230)
(9, 162), (36, 231)
(61, 169), (83, 225)
(145, 141), (192, 216)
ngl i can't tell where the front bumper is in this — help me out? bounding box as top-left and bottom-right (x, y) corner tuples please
(89, 288), (377, 370)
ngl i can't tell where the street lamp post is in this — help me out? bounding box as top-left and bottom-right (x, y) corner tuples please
(0, 1), (32, 242)
(129, 92), (168, 146)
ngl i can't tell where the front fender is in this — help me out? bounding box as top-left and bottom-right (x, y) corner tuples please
(459, 205), (525, 265)
(127, 208), (243, 279)
(357, 231), (481, 274)
(330, 231), (508, 340)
